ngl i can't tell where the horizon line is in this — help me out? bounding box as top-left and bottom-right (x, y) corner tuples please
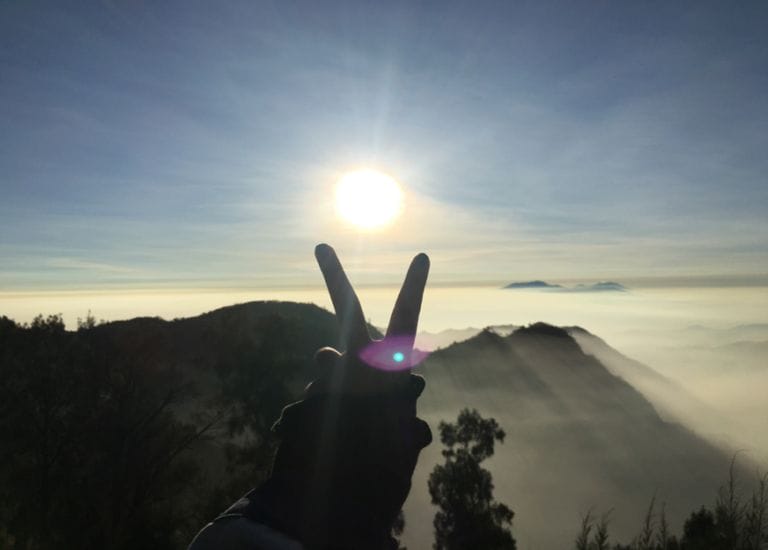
(2, 272), (768, 296)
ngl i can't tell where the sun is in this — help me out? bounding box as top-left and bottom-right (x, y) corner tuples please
(335, 170), (403, 229)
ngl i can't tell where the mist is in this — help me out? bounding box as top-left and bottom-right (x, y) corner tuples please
(2, 283), (766, 548)
(417, 286), (768, 468)
(3, 285), (765, 460)
(400, 322), (755, 548)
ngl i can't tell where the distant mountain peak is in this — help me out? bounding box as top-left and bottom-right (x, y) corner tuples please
(471, 327), (507, 344)
(572, 281), (627, 292)
(513, 322), (572, 339)
(563, 325), (594, 337)
(503, 280), (562, 289)
(502, 281), (628, 292)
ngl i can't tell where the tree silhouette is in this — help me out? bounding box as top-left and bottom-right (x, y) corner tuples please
(681, 507), (717, 550)
(573, 459), (768, 550)
(428, 408), (516, 550)
(0, 314), (216, 549)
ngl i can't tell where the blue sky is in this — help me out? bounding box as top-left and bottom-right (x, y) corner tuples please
(2, 0), (767, 290)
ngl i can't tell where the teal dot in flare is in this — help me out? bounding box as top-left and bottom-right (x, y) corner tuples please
(392, 351), (405, 363)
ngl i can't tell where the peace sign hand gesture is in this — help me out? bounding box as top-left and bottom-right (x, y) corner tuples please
(308, 243), (430, 394)
(266, 244), (433, 549)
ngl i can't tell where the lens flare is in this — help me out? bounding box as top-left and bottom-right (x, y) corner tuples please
(359, 337), (430, 371)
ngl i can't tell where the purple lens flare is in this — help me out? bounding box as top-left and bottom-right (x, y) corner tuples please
(358, 336), (430, 371)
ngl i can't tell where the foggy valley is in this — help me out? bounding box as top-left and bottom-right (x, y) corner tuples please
(2, 299), (765, 548)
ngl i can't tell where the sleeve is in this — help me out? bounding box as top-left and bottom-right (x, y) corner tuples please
(188, 516), (305, 550)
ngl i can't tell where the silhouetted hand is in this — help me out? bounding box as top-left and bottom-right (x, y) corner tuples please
(190, 244), (433, 550)
(305, 242), (431, 394)
(265, 244), (433, 549)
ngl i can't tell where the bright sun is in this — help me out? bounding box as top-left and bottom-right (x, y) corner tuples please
(335, 170), (403, 229)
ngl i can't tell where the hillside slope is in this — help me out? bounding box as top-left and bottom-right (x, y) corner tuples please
(404, 323), (740, 549)
(1, 304), (747, 549)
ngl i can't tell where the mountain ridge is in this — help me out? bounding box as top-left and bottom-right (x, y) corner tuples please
(0, 300), (752, 549)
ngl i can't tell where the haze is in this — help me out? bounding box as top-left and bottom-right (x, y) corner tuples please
(3, 282), (765, 466)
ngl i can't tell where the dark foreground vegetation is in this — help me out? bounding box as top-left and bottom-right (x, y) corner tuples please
(0, 303), (765, 549)
(430, 409), (768, 550)
(0, 305), (333, 548)
(429, 409), (516, 550)
(573, 463), (768, 550)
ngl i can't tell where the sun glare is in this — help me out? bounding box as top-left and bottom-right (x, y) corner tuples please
(335, 170), (403, 229)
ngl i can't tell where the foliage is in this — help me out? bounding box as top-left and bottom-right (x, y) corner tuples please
(392, 510), (408, 550)
(681, 507), (717, 550)
(637, 497), (657, 550)
(428, 408), (516, 550)
(0, 305), (318, 549)
(575, 510), (594, 550)
(574, 456), (768, 550)
(576, 509), (611, 550)
(0, 315), (214, 549)
(678, 458), (767, 550)
(198, 313), (308, 519)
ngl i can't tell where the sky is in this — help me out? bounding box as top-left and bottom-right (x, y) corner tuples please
(2, 0), (767, 295)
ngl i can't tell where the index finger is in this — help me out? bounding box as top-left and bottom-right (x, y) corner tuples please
(315, 243), (371, 351)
